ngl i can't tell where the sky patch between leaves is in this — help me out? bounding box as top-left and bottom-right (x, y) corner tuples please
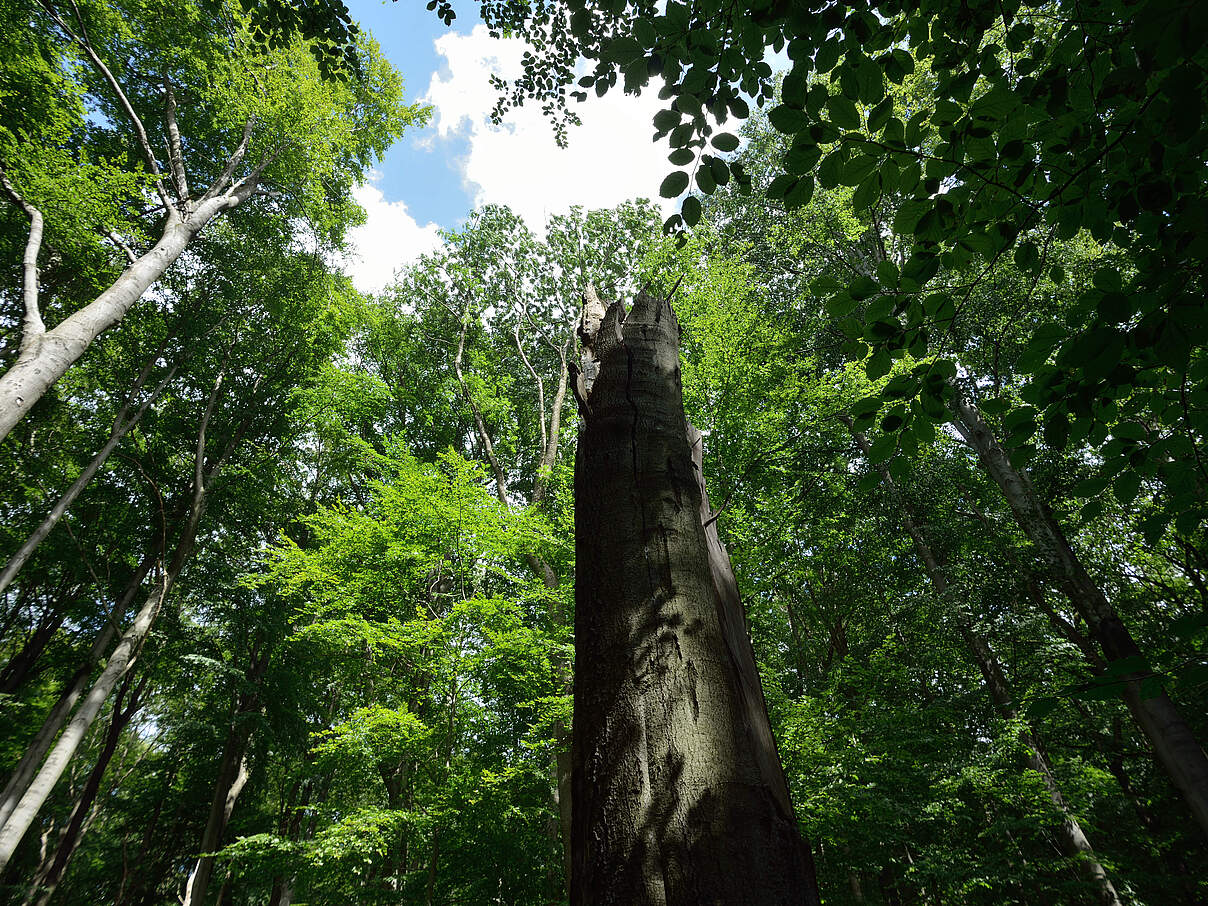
(341, 12), (672, 294)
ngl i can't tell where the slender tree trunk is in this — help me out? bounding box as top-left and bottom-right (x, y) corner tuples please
(455, 310), (574, 895)
(845, 420), (1123, 905)
(848, 872), (866, 903)
(0, 572), (167, 873)
(0, 349), (179, 599)
(114, 758), (178, 906)
(0, 604), (72, 694)
(0, 199), (234, 443)
(28, 671), (145, 905)
(571, 289), (817, 905)
(0, 451), (211, 872)
(180, 747), (249, 906)
(950, 392), (1208, 838)
(0, 550), (154, 830)
(269, 877), (294, 906)
(181, 670), (261, 906)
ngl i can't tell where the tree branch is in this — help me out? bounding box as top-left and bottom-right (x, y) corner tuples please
(36, 0), (176, 216)
(453, 305), (508, 504)
(106, 229), (137, 265)
(161, 74), (190, 212)
(199, 118), (255, 204)
(0, 165), (46, 359)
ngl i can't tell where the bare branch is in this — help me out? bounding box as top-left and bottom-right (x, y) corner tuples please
(106, 229), (137, 265)
(227, 140), (288, 204)
(0, 165), (46, 358)
(453, 305), (508, 504)
(513, 300), (548, 455)
(533, 332), (571, 506)
(199, 118), (255, 204)
(161, 74), (190, 212)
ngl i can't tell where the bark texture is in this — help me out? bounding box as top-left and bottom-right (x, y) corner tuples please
(572, 289), (817, 906)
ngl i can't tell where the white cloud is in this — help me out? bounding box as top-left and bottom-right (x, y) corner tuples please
(423, 25), (672, 229)
(342, 179), (442, 294)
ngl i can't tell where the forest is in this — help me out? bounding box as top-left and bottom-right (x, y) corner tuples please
(0, 0), (1205, 903)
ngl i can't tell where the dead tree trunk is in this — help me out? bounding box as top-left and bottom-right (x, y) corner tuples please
(571, 288), (818, 906)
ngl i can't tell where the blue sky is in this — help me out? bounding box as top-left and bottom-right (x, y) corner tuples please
(339, 1), (673, 292)
(346, 0), (476, 227)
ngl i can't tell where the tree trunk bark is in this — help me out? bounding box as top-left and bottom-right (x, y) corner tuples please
(29, 670), (145, 906)
(0, 604), (71, 694)
(0, 196), (232, 443)
(0, 476), (207, 874)
(571, 289), (818, 906)
(845, 421), (1123, 905)
(950, 392), (1208, 838)
(181, 744), (249, 906)
(0, 549), (154, 830)
(0, 348), (179, 599)
(181, 659), (262, 906)
(0, 574), (167, 874)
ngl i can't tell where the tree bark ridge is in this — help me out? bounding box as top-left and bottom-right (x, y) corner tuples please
(572, 287), (817, 905)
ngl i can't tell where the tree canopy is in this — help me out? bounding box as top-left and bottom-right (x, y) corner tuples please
(0, 0), (1205, 904)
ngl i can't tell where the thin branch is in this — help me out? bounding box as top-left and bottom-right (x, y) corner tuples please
(161, 74), (190, 212)
(453, 304), (508, 504)
(513, 302), (548, 455)
(199, 118), (255, 204)
(226, 140), (288, 204)
(106, 229), (137, 265)
(0, 165), (45, 357)
(36, 0), (176, 215)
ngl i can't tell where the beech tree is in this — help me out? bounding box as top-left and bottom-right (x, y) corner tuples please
(2, 0), (1206, 897)
(572, 283), (819, 904)
(0, 0), (419, 442)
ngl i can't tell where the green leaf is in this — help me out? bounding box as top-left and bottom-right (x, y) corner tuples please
(1093, 267), (1122, 293)
(868, 433), (897, 463)
(890, 48), (915, 77)
(659, 171), (689, 198)
(711, 132), (740, 152)
(681, 195), (701, 226)
(867, 349), (892, 380)
(827, 95), (860, 130)
(603, 36), (643, 64)
(653, 108), (681, 132)
(785, 175), (815, 210)
(841, 154), (877, 187)
(1113, 470), (1142, 505)
(818, 150), (845, 189)
(785, 143), (821, 175)
(851, 174), (880, 211)
(769, 105), (808, 134)
(633, 17), (657, 48)
(767, 174), (796, 200)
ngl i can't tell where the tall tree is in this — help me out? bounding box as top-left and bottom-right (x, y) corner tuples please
(572, 285), (818, 905)
(0, 0), (419, 442)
